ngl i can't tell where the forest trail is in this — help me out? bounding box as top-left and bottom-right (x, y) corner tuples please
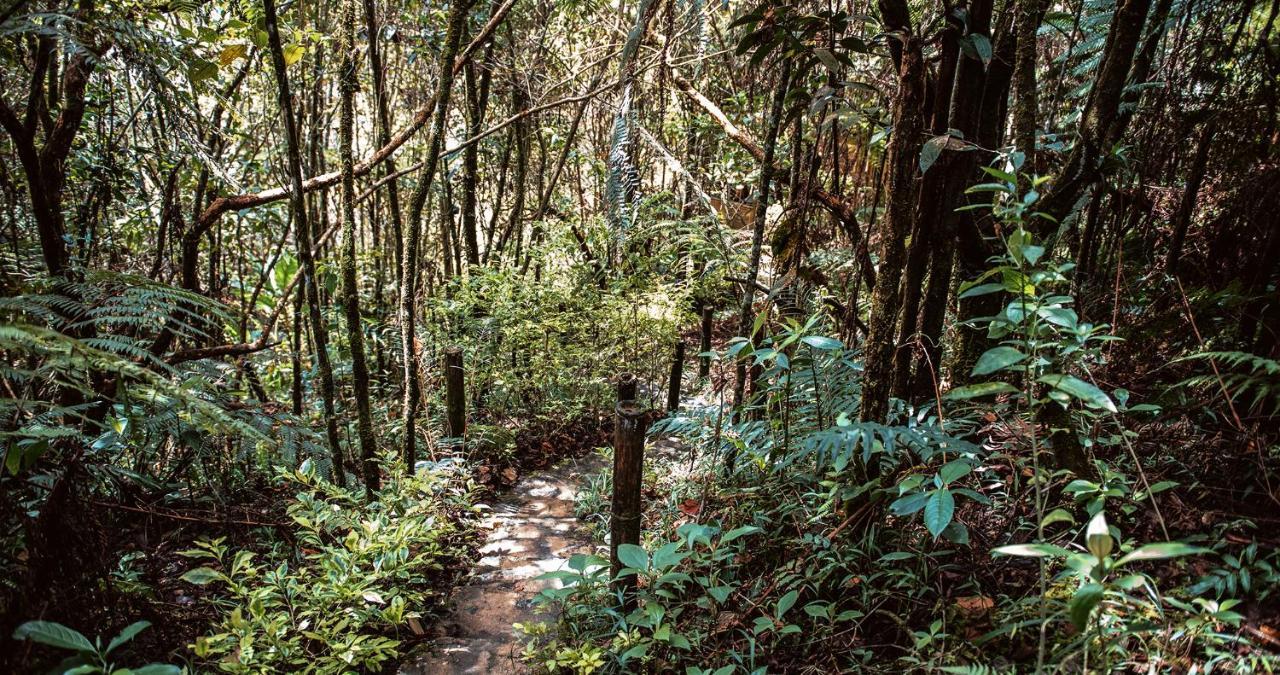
(400, 452), (609, 674)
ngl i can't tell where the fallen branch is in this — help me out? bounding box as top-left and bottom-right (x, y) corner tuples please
(167, 340), (281, 365)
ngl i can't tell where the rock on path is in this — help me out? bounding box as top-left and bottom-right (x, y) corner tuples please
(400, 452), (607, 674)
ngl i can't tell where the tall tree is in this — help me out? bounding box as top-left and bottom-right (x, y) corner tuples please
(263, 0), (346, 485)
(400, 0), (472, 470)
(339, 0), (380, 493)
(859, 0), (926, 427)
(731, 59), (791, 415)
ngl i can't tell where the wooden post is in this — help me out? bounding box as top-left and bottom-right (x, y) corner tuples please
(667, 341), (684, 412)
(617, 371), (637, 402)
(699, 305), (713, 378)
(610, 399), (647, 608)
(445, 346), (465, 442)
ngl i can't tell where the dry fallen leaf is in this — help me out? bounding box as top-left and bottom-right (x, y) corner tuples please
(954, 595), (994, 620)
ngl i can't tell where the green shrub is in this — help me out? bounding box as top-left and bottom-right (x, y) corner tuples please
(182, 461), (481, 673)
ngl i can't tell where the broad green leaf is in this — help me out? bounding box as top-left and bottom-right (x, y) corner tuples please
(920, 135), (947, 173)
(803, 602), (832, 619)
(652, 541), (687, 570)
(992, 543), (1070, 558)
(938, 460), (972, 485)
(801, 335), (843, 350)
(1040, 509), (1075, 527)
(616, 543), (648, 571)
(972, 346), (1026, 376)
(1038, 374), (1117, 412)
(924, 489), (955, 538)
(283, 43), (305, 66)
(966, 33), (993, 65)
(187, 58), (219, 84)
(619, 643), (648, 664)
(945, 381), (1018, 400)
(776, 589), (799, 617)
(1069, 583), (1104, 629)
(958, 282), (1005, 299)
(889, 490), (930, 516)
(1116, 542), (1208, 567)
(720, 525), (761, 545)
(942, 521), (970, 544)
(181, 566), (222, 585)
(132, 666), (182, 675)
(706, 584), (737, 604)
(13, 621), (95, 654)
(106, 620), (151, 655)
(707, 585), (734, 603)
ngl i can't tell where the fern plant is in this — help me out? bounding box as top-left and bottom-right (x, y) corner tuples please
(1173, 350), (1280, 418)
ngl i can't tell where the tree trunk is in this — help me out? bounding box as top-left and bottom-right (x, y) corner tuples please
(339, 0), (380, 494)
(1166, 120), (1215, 278)
(400, 0), (471, 470)
(859, 3), (926, 427)
(363, 0), (406, 284)
(461, 45), (495, 268)
(264, 0), (346, 486)
(732, 59), (791, 415)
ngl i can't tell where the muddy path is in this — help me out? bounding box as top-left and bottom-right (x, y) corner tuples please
(400, 452), (608, 674)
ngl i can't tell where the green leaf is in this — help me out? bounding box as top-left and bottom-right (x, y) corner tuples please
(1038, 374), (1117, 412)
(945, 381), (1018, 400)
(1115, 542), (1208, 567)
(941, 521), (970, 544)
(720, 525), (761, 545)
(283, 43), (305, 66)
(961, 33), (993, 65)
(776, 589), (799, 617)
(568, 553), (608, 573)
(619, 643), (648, 664)
(1040, 509), (1076, 528)
(181, 567), (222, 585)
(889, 490), (930, 516)
(187, 58), (219, 84)
(1069, 583), (1104, 629)
(106, 621), (151, 655)
(707, 585), (734, 603)
(919, 135), (948, 173)
(991, 543), (1070, 558)
(938, 460), (972, 485)
(651, 541), (688, 570)
(972, 346), (1027, 376)
(801, 335), (843, 350)
(924, 489), (955, 538)
(13, 621), (96, 654)
(131, 666), (182, 675)
(616, 543), (649, 571)
(958, 282), (1005, 299)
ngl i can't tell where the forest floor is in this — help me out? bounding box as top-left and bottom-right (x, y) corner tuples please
(400, 451), (609, 674)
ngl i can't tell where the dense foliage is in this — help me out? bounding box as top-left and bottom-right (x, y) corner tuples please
(1, 0), (1276, 672)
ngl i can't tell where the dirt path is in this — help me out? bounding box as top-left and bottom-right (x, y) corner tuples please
(400, 452), (607, 674)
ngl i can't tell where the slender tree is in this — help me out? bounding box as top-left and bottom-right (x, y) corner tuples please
(731, 59), (791, 415)
(401, 0), (472, 470)
(339, 0), (380, 493)
(263, 0), (346, 485)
